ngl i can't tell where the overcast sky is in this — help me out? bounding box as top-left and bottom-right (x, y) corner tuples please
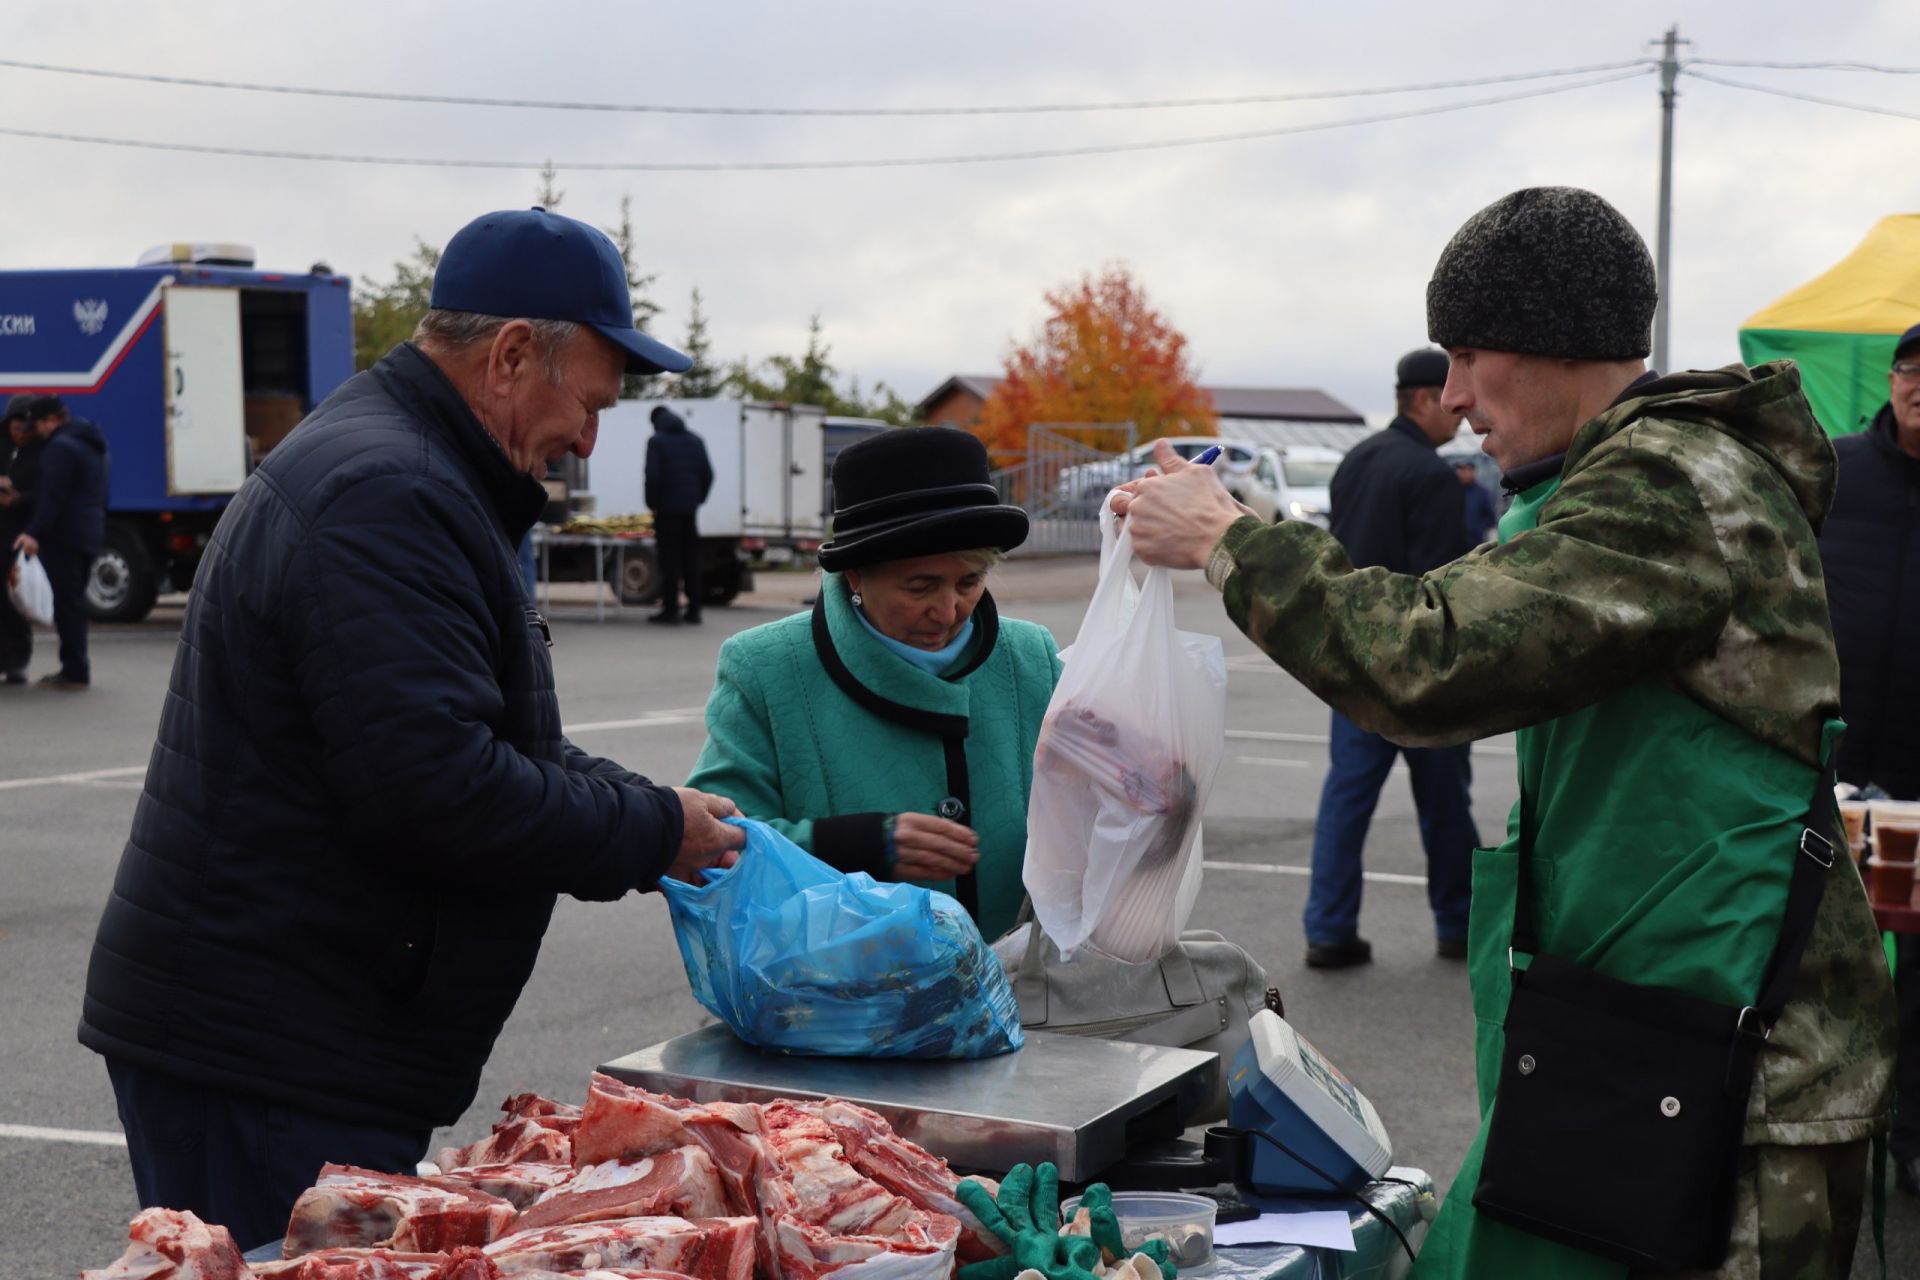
(5, 1), (1918, 422)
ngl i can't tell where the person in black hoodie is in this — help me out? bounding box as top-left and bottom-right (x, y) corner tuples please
(13, 395), (108, 688)
(0, 394), (39, 682)
(644, 404), (714, 624)
(1820, 321), (1920, 1193)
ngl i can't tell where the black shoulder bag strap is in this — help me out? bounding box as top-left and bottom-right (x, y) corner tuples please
(1511, 745), (1843, 1041)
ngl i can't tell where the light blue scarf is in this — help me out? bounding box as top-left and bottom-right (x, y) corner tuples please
(852, 605), (976, 677)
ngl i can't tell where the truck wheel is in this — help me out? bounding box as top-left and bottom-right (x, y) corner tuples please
(86, 522), (161, 624)
(612, 546), (660, 605)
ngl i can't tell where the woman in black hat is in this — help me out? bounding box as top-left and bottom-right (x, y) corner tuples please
(683, 426), (1059, 938)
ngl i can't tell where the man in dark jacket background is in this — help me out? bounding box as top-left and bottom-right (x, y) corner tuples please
(78, 209), (747, 1250)
(0, 394), (39, 682)
(12, 394), (108, 688)
(645, 404), (714, 625)
(1299, 348), (1480, 967)
(1820, 320), (1920, 1193)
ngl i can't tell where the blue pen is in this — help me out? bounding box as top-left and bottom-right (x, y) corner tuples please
(1194, 445), (1223, 466)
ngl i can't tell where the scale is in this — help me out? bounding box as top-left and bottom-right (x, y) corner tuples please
(600, 1027), (1217, 1180)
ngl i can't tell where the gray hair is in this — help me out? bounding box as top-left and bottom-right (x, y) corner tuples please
(412, 309), (581, 379)
(957, 548), (1004, 572)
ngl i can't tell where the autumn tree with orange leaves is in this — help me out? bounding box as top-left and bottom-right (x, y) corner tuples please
(976, 266), (1214, 460)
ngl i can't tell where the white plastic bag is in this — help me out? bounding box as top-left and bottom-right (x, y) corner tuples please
(8, 551), (53, 627)
(1023, 494), (1227, 962)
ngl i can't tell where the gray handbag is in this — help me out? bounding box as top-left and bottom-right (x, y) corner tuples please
(991, 904), (1275, 1122)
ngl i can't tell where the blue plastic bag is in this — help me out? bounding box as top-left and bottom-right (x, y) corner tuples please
(660, 819), (1024, 1059)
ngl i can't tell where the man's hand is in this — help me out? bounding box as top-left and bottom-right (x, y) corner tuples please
(12, 532), (37, 557)
(892, 812), (980, 880)
(664, 787), (747, 883)
(1109, 440), (1253, 569)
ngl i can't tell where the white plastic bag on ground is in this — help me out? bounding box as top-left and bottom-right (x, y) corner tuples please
(8, 551), (53, 627)
(1023, 494), (1227, 962)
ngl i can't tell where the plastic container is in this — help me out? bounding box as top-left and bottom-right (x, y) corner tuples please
(1060, 1191), (1217, 1268)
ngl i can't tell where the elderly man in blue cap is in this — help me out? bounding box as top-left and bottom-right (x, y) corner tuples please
(77, 210), (748, 1248)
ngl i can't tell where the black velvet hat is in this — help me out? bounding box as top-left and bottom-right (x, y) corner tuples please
(817, 427), (1029, 572)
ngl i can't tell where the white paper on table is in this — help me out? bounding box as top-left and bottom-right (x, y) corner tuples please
(1212, 1210), (1357, 1252)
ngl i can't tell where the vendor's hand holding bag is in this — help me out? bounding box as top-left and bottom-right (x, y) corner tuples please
(1023, 495), (1227, 964)
(8, 550), (53, 627)
(1471, 752), (1843, 1272)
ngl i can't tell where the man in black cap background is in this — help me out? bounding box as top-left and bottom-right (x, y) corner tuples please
(645, 404), (714, 625)
(0, 393), (39, 683)
(77, 208), (747, 1248)
(1297, 347), (1479, 968)
(13, 394), (109, 688)
(1820, 320), (1920, 1193)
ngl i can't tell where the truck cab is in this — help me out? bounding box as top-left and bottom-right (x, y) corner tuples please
(0, 244), (354, 621)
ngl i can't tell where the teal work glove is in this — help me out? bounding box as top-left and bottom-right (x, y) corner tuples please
(956, 1164), (1104, 1280)
(1074, 1184), (1175, 1280)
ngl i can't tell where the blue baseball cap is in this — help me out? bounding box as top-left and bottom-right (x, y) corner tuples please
(430, 208), (691, 375)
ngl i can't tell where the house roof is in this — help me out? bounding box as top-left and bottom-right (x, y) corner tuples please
(916, 374), (1005, 415)
(1206, 386), (1365, 424)
(915, 374), (1365, 424)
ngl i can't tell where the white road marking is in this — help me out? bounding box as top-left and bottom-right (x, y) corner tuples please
(0, 1123), (126, 1147)
(1227, 728), (1516, 756)
(0, 765), (147, 792)
(0, 712), (706, 791)
(1204, 858), (1430, 887)
(1232, 756), (1310, 769)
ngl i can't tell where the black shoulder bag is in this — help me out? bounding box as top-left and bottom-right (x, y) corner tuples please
(1471, 750), (1841, 1271)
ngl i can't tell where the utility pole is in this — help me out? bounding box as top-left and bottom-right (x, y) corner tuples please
(1653, 25), (1687, 374)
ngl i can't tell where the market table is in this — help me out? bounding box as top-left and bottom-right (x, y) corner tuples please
(1207, 1168), (1434, 1280)
(532, 529), (639, 622)
(1873, 903), (1920, 934)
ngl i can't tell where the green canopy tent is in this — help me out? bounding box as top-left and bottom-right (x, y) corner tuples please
(1739, 213), (1920, 436)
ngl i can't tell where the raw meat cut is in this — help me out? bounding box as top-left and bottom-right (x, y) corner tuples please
(760, 1104), (920, 1241)
(802, 1100), (1005, 1264)
(248, 1247), (473, 1279)
(574, 1076), (795, 1279)
(482, 1216), (756, 1280)
(429, 1164), (574, 1212)
(81, 1208), (246, 1280)
(437, 1095), (581, 1172)
(284, 1165), (517, 1257)
(515, 1149), (731, 1231)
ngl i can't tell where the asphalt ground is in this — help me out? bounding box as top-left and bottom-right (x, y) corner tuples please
(4, 560), (1914, 1277)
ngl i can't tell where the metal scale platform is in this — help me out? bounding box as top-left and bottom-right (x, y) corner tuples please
(600, 1026), (1217, 1180)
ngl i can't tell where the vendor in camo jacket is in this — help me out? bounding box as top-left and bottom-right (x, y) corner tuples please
(684, 426), (1060, 941)
(1113, 187), (1894, 1277)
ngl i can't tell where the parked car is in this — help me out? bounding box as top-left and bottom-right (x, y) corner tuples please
(1242, 445), (1341, 529)
(1055, 436), (1259, 509)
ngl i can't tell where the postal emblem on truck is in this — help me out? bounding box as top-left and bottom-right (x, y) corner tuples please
(74, 298), (109, 336)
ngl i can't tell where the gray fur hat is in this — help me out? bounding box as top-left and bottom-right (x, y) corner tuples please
(1427, 187), (1657, 360)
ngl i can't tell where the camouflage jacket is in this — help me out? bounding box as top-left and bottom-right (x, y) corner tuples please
(1214, 361), (1894, 1142)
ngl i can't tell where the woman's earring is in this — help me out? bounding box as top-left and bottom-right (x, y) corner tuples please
(850, 591), (863, 606)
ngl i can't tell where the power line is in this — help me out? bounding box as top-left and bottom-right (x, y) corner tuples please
(1683, 69), (1920, 122)
(0, 54), (1652, 117)
(0, 68), (1650, 172)
(1687, 57), (1920, 75)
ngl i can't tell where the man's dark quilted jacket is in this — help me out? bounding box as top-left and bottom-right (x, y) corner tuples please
(78, 344), (685, 1130)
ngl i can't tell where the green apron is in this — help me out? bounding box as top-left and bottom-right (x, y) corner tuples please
(1410, 476), (1830, 1278)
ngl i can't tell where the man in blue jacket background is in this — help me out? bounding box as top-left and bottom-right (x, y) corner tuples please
(12, 393), (109, 689)
(1300, 347), (1479, 968)
(78, 209), (748, 1249)
(645, 404), (714, 625)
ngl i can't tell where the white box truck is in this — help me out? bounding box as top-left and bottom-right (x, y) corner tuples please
(543, 398), (833, 606)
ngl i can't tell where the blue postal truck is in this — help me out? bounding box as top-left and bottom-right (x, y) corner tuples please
(0, 244), (353, 621)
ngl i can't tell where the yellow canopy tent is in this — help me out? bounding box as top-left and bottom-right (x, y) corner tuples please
(1739, 213), (1920, 436)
